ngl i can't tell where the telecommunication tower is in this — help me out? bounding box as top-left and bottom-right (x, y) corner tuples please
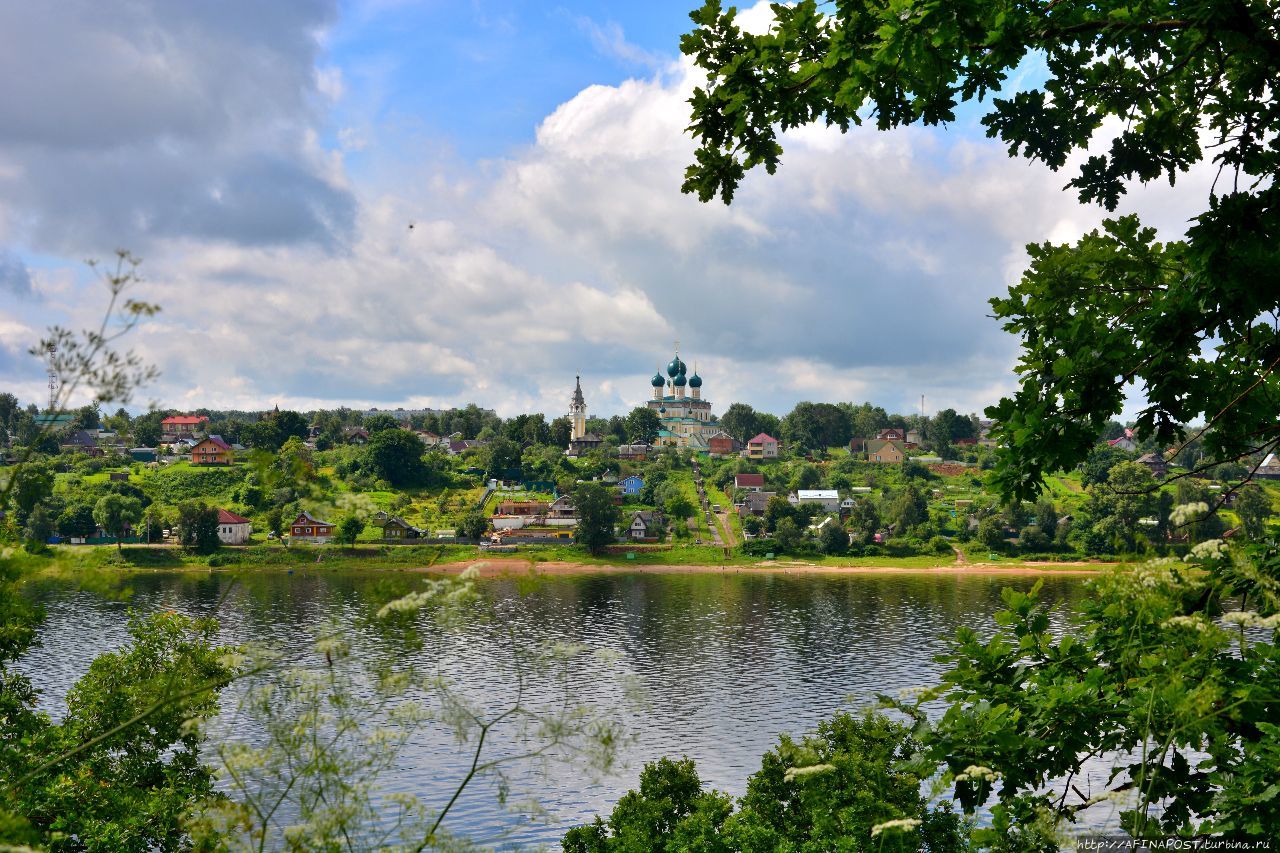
(46, 342), (58, 412)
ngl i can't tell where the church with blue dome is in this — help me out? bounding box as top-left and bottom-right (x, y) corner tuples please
(646, 349), (719, 449)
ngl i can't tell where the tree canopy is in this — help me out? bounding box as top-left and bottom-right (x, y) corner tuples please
(681, 0), (1280, 500)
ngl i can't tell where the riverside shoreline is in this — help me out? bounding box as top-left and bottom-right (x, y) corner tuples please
(423, 558), (1104, 577)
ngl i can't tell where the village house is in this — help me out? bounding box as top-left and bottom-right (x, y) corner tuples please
(790, 489), (841, 513)
(628, 510), (665, 541)
(905, 429), (922, 448)
(415, 430), (442, 447)
(1258, 453), (1280, 480)
(290, 510), (334, 543)
(1109, 428), (1138, 452)
(60, 430), (104, 457)
(746, 433), (780, 460)
(848, 437), (865, 453)
(191, 435), (234, 465)
(617, 443), (651, 460)
(216, 509), (252, 545)
(547, 495), (578, 519)
(867, 438), (906, 464)
(618, 475), (644, 496)
(161, 415), (209, 441)
(734, 473), (765, 492)
(1136, 452), (1169, 479)
(493, 527), (574, 545)
(382, 516), (422, 540)
(737, 490), (776, 518)
(343, 427), (370, 445)
(495, 500), (549, 516)
(707, 430), (739, 456)
(876, 427), (906, 442)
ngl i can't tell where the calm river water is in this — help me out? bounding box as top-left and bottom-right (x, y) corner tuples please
(18, 568), (1089, 849)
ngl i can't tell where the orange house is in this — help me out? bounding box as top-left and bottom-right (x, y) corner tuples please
(290, 511), (334, 543)
(191, 435), (233, 465)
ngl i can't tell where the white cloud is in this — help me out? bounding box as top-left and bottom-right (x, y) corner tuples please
(0, 1), (1221, 422)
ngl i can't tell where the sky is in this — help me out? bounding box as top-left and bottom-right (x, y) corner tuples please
(0, 0), (1213, 421)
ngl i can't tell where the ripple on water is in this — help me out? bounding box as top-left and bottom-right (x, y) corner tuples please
(17, 569), (1088, 849)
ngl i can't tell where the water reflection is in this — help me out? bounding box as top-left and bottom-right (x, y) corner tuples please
(18, 569), (1086, 848)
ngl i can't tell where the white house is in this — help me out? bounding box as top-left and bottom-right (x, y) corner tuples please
(789, 489), (841, 513)
(216, 509), (252, 545)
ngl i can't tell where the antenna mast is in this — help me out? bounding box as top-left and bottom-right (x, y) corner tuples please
(46, 342), (58, 413)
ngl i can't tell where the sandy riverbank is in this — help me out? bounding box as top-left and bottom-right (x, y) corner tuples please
(422, 558), (1105, 577)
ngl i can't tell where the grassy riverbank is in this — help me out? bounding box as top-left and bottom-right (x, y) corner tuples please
(7, 541), (1116, 580)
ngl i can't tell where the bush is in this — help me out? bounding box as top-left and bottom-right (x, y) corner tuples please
(929, 535), (954, 556)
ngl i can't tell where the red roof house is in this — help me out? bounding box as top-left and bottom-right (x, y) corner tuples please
(161, 414), (209, 439)
(746, 433), (779, 460)
(216, 509), (252, 545)
(192, 435), (233, 465)
(734, 473), (766, 491)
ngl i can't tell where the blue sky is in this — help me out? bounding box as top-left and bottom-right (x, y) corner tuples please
(327, 1), (698, 159)
(0, 1), (1202, 420)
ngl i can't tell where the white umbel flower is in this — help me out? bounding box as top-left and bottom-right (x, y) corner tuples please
(871, 818), (922, 837)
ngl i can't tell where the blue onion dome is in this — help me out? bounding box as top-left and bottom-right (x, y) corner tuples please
(666, 356), (686, 377)
(658, 406), (666, 414)
(673, 371), (687, 387)
(689, 372), (702, 388)
(651, 371), (665, 387)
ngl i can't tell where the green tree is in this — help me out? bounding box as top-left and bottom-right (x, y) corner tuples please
(21, 505), (53, 551)
(458, 509), (489, 541)
(624, 406), (661, 445)
(1091, 461), (1157, 551)
(781, 401), (850, 451)
(846, 498), (880, 546)
(719, 403), (761, 444)
(549, 415), (572, 448)
(93, 493), (142, 552)
(363, 413), (401, 433)
(1235, 484), (1272, 541)
(681, 0), (1280, 503)
(790, 463), (822, 491)
(763, 494), (794, 533)
(175, 500), (220, 554)
(1034, 498), (1059, 541)
(977, 516), (1006, 550)
(57, 503), (97, 538)
(7, 456), (54, 523)
(773, 517), (802, 552)
(7, 613), (233, 851)
(566, 713), (967, 851)
(482, 436), (522, 480)
(336, 515), (364, 550)
(665, 493), (696, 524)
(574, 482), (621, 555)
(365, 428), (429, 487)
(130, 411), (164, 447)
(817, 519), (847, 555)
(894, 544), (1280, 844)
(884, 485), (928, 535)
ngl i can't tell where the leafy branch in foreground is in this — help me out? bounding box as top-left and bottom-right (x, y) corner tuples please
(884, 528), (1280, 843)
(680, 0), (1280, 502)
(192, 569), (629, 852)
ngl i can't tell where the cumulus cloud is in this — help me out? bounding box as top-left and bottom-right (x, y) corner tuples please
(0, 0), (354, 255)
(0, 1), (1218, 419)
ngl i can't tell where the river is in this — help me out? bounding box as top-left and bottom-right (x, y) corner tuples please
(17, 567), (1090, 849)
